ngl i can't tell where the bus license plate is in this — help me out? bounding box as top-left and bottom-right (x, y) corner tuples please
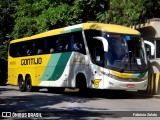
(127, 84), (135, 88)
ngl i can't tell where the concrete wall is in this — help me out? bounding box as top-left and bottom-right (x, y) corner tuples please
(132, 19), (160, 95)
(132, 18), (160, 39)
(147, 59), (160, 95)
(153, 21), (160, 38)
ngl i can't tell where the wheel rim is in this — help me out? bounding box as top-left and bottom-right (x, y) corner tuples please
(26, 77), (32, 91)
(18, 78), (24, 90)
(26, 79), (31, 90)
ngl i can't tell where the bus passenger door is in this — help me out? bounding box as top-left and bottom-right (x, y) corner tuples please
(89, 40), (104, 89)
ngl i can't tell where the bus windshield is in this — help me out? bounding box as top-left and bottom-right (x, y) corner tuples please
(103, 32), (147, 72)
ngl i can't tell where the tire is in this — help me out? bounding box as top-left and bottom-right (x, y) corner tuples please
(76, 74), (87, 95)
(79, 83), (87, 95)
(18, 77), (26, 92)
(25, 76), (39, 92)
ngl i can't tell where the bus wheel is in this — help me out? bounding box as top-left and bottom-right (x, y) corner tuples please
(25, 76), (35, 92)
(76, 74), (87, 95)
(18, 77), (26, 92)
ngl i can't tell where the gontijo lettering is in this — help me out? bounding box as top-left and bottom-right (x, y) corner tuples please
(21, 58), (42, 65)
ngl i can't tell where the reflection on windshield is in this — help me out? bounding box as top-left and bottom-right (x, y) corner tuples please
(106, 36), (127, 68)
(103, 33), (147, 72)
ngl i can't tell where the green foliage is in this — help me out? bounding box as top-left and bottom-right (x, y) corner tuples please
(98, 0), (143, 26)
(142, 0), (160, 20)
(73, 0), (109, 22)
(98, 0), (160, 26)
(12, 0), (79, 38)
(12, 0), (109, 39)
(1, 0), (160, 61)
(0, 0), (18, 60)
(36, 4), (75, 32)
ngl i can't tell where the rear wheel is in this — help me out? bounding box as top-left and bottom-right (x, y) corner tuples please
(18, 77), (26, 92)
(25, 76), (39, 92)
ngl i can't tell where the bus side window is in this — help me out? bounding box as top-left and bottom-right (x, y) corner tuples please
(26, 41), (33, 55)
(16, 43), (23, 57)
(59, 37), (65, 52)
(16, 45), (20, 57)
(10, 43), (17, 57)
(71, 32), (86, 54)
(50, 48), (55, 53)
(35, 38), (45, 55)
(44, 40), (47, 54)
(37, 49), (43, 54)
(46, 36), (57, 54)
(21, 44), (27, 56)
(57, 35), (70, 52)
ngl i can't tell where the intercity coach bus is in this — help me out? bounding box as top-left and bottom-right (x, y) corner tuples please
(8, 22), (154, 92)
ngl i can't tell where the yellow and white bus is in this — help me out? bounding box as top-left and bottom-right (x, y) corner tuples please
(8, 22), (154, 92)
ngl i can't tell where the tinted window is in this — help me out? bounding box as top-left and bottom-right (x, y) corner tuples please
(9, 31), (86, 57)
(10, 43), (17, 57)
(71, 31), (86, 54)
(84, 30), (102, 64)
(56, 34), (70, 52)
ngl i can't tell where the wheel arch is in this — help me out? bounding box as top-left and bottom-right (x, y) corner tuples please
(76, 72), (87, 88)
(25, 74), (31, 81)
(18, 74), (23, 84)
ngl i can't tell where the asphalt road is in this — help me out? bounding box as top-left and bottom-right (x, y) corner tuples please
(0, 85), (160, 120)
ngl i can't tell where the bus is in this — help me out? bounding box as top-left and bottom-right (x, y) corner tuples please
(8, 22), (154, 92)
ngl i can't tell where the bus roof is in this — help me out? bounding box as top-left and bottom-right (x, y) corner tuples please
(10, 22), (140, 43)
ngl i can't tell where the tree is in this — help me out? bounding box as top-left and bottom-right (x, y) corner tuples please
(12, 0), (75, 38)
(0, 0), (17, 84)
(12, 0), (109, 39)
(142, 0), (160, 20)
(0, 0), (18, 60)
(98, 0), (160, 26)
(3, 0), (160, 53)
(72, 0), (109, 22)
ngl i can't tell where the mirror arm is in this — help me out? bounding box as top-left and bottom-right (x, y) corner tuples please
(93, 37), (108, 52)
(144, 40), (155, 56)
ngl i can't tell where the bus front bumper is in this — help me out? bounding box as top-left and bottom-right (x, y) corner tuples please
(103, 77), (148, 90)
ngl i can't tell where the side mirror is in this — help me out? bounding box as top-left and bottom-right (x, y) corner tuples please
(93, 36), (108, 52)
(144, 40), (155, 56)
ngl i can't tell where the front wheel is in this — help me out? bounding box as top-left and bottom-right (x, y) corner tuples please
(76, 74), (87, 95)
(18, 77), (26, 92)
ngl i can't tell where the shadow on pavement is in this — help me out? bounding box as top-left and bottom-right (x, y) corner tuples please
(62, 89), (153, 99)
(0, 93), (121, 119)
(0, 86), (154, 119)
